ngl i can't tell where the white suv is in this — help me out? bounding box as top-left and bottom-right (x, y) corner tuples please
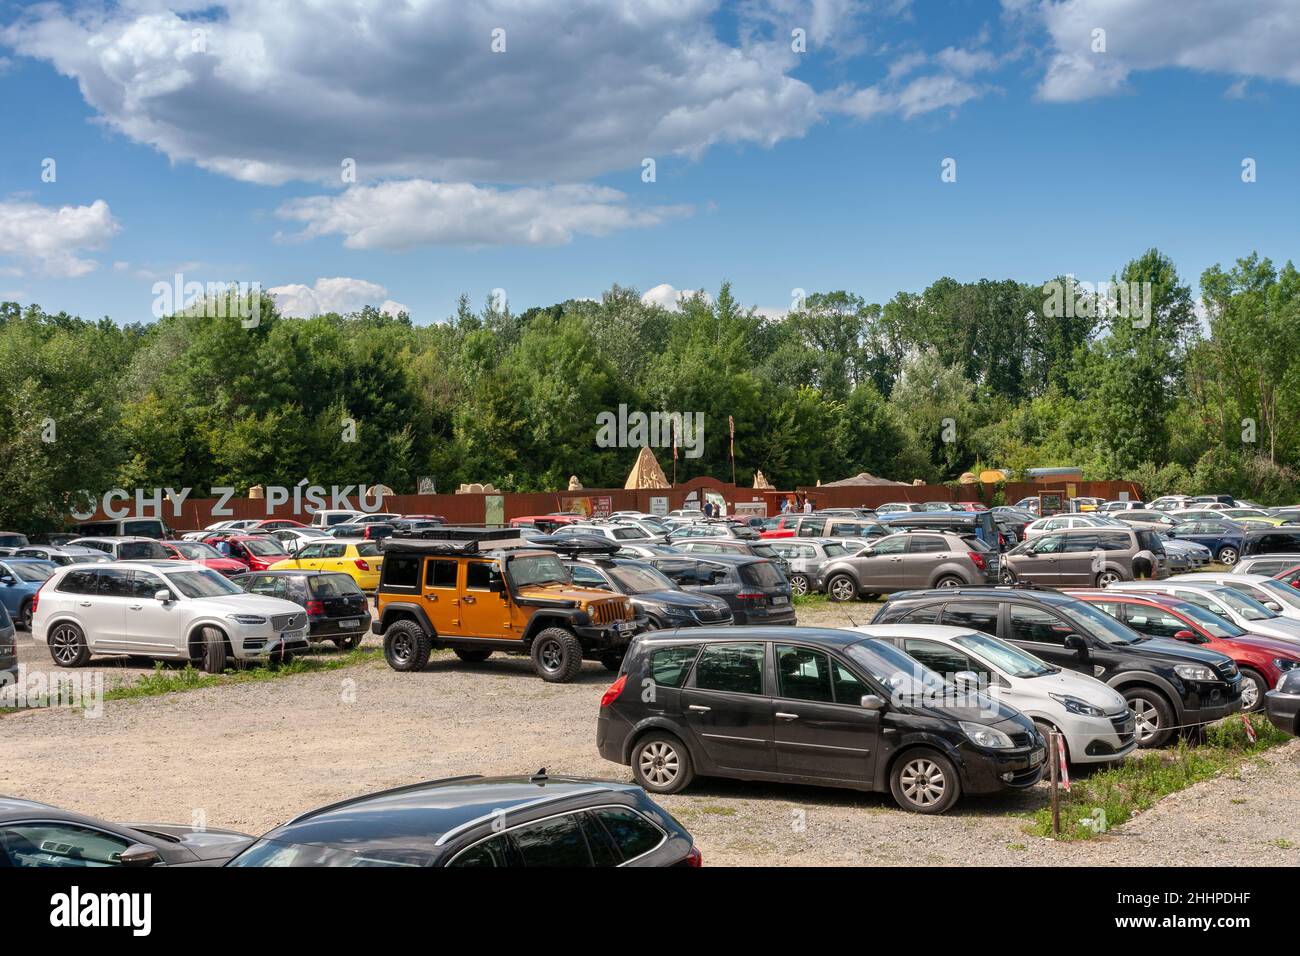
(33, 561), (309, 672)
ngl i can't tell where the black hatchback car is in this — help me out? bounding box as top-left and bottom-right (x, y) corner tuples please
(597, 627), (1045, 814)
(647, 554), (795, 626)
(226, 773), (699, 867)
(234, 570), (372, 649)
(871, 586), (1243, 748)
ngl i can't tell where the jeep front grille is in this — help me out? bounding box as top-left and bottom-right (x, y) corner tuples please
(590, 600), (633, 625)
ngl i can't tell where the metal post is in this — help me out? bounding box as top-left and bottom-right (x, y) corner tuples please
(1048, 730), (1061, 837)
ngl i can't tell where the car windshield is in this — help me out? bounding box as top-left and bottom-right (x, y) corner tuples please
(309, 574), (364, 597)
(509, 554), (570, 586)
(953, 632), (1057, 678)
(5, 562), (54, 582)
(243, 538), (288, 556)
(845, 638), (948, 698)
(227, 838), (430, 867)
(165, 568), (244, 597)
(823, 543), (849, 558)
(1055, 601), (1142, 645)
(119, 541), (170, 560)
(609, 565), (677, 593)
(610, 527), (648, 540)
(1167, 600), (1246, 638)
(173, 542), (221, 559)
(1208, 587), (1276, 621)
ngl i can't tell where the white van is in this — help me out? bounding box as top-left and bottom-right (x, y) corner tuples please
(310, 510), (363, 528)
(74, 516), (169, 539)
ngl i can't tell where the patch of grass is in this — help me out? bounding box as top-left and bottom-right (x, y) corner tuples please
(103, 647), (383, 703)
(1273, 839), (1294, 850)
(793, 591), (828, 607)
(1007, 843), (1027, 851)
(1028, 714), (1289, 841)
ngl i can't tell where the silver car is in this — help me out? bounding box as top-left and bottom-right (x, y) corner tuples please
(765, 537), (859, 596)
(1107, 581), (1300, 644)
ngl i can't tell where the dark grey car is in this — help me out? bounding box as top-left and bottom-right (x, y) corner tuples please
(1266, 669), (1300, 736)
(648, 554), (796, 625)
(820, 531), (1000, 601)
(766, 537), (859, 596)
(0, 796), (252, 867)
(226, 774), (699, 867)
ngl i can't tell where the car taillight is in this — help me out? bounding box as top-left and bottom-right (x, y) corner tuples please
(354, 559), (370, 571)
(684, 845), (703, 867)
(968, 551), (986, 570)
(600, 674), (626, 707)
(306, 600), (324, 617)
(736, 592), (766, 602)
(31, 579), (47, 615)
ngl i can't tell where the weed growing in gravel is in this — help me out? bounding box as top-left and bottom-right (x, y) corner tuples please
(1029, 714), (1289, 841)
(793, 591), (828, 608)
(103, 648), (383, 702)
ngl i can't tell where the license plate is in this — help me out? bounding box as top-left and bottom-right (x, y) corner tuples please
(772, 596), (789, 605)
(282, 628), (306, 642)
(339, 619), (361, 629)
(616, 621), (636, 633)
(1029, 748), (1044, 768)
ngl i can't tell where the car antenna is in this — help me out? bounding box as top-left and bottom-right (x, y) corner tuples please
(842, 613), (859, 627)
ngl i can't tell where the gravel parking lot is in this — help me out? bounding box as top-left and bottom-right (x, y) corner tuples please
(4, 600), (1299, 866)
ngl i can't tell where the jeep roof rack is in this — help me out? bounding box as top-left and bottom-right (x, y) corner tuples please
(386, 526), (535, 555)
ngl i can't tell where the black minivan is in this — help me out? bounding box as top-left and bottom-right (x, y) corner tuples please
(597, 626), (1045, 814)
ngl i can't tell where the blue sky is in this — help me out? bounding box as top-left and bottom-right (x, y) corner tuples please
(1, 0), (1297, 324)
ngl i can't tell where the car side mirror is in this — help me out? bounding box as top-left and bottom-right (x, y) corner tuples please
(1063, 634), (1087, 654)
(488, 577), (505, 593)
(0, 575), (12, 585)
(154, 589), (172, 603)
(1264, 601), (1283, 612)
(118, 843), (161, 866)
(1172, 629), (1197, 641)
(860, 694), (885, 711)
(954, 670), (981, 690)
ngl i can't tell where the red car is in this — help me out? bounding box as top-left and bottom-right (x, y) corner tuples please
(1273, 564), (1300, 591)
(948, 502), (989, 512)
(200, 533), (290, 571)
(161, 540), (249, 577)
(1066, 589), (1300, 712)
(509, 515), (583, 534)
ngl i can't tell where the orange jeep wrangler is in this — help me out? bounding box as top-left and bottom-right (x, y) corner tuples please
(373, 529), (642, 682)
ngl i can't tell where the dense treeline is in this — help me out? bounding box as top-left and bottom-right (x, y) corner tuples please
(2, 247), (1299, 532)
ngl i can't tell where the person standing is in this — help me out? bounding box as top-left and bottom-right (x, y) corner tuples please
(803, 498), (813, 514)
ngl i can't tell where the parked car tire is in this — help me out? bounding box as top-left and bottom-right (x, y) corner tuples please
(631, 731), (694, 794)
(333, 633), (363, 651)
(1125, 687), (1175, 748)
(18, 599), (33, 632)
(1033, 720), (1068, 769)
(530, 626), (584, 683)
(1095, 569), (1122, 588)
(1217, 546), (1239, 566)
(934, 575), (964, 589)
(453, 648), (492, 663)
(384, 619), (432, 672)
(200, 626), (227, 674)
(1238, 667), (1268, 713)
(47, 621), (90, 668)
(827, 574), (858, 603)
(788, 573), (810, 596)
(889, 748), (961, 814)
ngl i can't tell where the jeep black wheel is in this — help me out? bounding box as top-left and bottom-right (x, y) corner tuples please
(48, 622), (90, 668)
(530, 626), (584, 683)
(454, 648), (492, 663)
(384, 620), (432, 672)
(631, 732), (694, 794)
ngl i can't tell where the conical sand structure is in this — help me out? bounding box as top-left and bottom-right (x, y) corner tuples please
(624, 446), (670, 489)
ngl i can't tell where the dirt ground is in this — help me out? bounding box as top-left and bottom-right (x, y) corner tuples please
(4, 602), (1299, 866)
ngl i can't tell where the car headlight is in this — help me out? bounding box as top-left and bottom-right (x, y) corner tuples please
(226, 614), (267, 626)
(1049, 693), (1105, 717)
(1174, 663), (1217, 682)
(1273, 658), (1300, 673)
(959, 721), (1015, 749)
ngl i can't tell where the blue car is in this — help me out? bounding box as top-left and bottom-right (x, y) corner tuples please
(0, 558), (58, 631)
(0, 603), (14, 687)
(1167, 519), (1246, 566)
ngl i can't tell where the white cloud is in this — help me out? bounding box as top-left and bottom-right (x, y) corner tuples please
(268, 277), (407, 317)
(2, 1), (981, 189)
(0, 199), (119, 277)
(641, 284), (712, 311)
(276, 180), (693, 250)
(1015, 0), (1300, 102)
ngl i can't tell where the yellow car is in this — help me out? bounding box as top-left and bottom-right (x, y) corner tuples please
(270, 539), (385, 590)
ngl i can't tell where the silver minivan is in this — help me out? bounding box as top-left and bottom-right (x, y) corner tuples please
(74, 516), (169, 539)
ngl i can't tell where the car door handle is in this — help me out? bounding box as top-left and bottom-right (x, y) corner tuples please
(129, 604), (143, 610)
(78, 601), (92, 607)
(688, 704), (711, 713)
(775, 712), (799, 720)
(463, 595), (476, 604)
